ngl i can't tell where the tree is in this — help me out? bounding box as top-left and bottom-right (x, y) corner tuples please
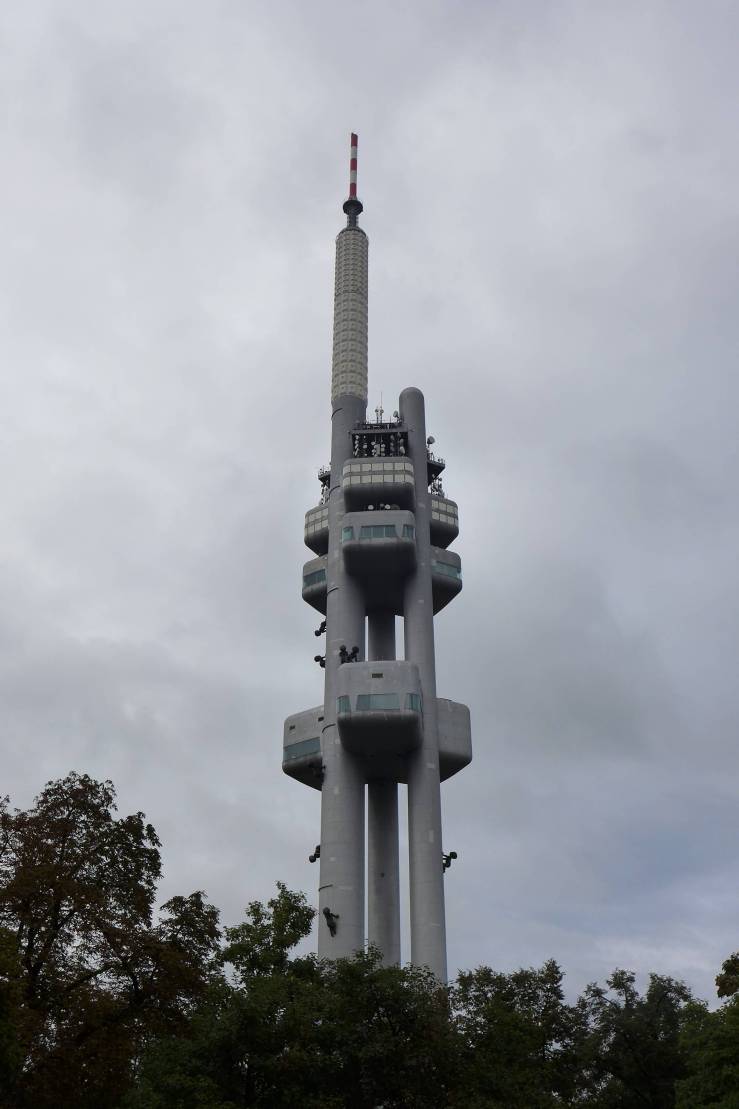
(295, 951), (456, 1109)
(220, 881), (316, 981)
(0, 926), (23, 1102)
(676, 998), (739, 1108)
(0, 773), (220, 1108)
(716, 952), (739, 1000)
(130, 886), (457, 1109)
(2, 771), (721, 1108)
(674, 952), (739, 1109)
(451, 958), (586, 1108)
(578, 969), (693, 1108)
(127, 882), (318, 1108)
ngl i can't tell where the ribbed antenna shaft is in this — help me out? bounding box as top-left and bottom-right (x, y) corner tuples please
(331, 132), (368, 405)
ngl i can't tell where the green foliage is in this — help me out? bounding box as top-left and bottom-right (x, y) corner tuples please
(578, 969), (694, 1108)
(0, 926), (23, 1101)
(130, 882), (455, 1108)
(716, 951), (739, 999)
(130, 947), (455, 1109)
(220, 881), (315, 980)
(2, 773), (737, 1109)
(0, 773), (220, 1108)
(676, 998), (739, 1108)
(126, 883), (312, 1108)
(120, 980), (249, 1109)
(451, 958), (587, 1108)
(297, 951), (455, 1109)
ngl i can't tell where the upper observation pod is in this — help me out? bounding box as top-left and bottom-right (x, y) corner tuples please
(331, 132), (369, 406)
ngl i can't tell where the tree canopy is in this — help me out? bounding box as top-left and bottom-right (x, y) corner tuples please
(0, 773), (220, 1107)
(0, 773), (735, 1108)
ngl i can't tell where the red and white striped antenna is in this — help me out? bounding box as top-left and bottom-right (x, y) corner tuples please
(349, 132), (358, 197)
(343, 132), (363, 224)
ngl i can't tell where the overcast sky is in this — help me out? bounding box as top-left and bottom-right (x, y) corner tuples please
(1, 0), (737, 1003)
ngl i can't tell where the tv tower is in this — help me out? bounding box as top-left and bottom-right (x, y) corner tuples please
(283, 134), (471, 980)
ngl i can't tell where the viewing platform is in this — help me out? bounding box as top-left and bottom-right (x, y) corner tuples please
(283, 692), (471, 788)
(336, 660), (423, 776)
(431, 547), (463, 612)
(302, 556), (327, 613)
(283, 706), (324, 790)
(302, 536), (460, 616)
(436, 698), (472, 779)
(341, 509), (416, 604)
(304, 504), (329, 555)
(342, 458), (415, 511)
(430, 496), (459, 548)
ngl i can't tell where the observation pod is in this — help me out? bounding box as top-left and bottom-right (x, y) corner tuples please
(281, 135), (472, 983)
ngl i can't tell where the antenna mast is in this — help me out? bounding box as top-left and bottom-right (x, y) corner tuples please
(343, 132), (363, 226)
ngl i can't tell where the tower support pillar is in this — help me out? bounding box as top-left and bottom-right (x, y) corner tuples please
(401, 387), (448, 982)
(318, 394), (367, 960)
(368, 611), (395, 660)
(367, 779), (401, 965)
(367, 609), (400, 964)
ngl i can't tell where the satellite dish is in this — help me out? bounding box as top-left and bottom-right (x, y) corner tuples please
(427, 436), (435, 446)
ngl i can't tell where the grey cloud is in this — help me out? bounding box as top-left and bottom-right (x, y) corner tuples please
(1, 0), (737, 1004)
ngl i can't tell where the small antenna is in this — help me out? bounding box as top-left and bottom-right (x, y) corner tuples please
(349, 132), (358, 198)
(343, 132), (363, 225)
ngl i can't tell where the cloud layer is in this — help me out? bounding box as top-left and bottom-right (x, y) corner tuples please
(1, 0), (737, 1001)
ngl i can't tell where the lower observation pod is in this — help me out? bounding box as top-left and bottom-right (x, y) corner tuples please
(301, 546), (462, 615)
(283, 694), (471, 788)
(337, 660), (423, 778)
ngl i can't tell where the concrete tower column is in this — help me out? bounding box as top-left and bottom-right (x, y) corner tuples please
(367, 611), (400, 965)
(400, 386), (448, 982)
(318, 205), (369, 960)
(368, 611), (395, 660)
(318, 395), (366, 959)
